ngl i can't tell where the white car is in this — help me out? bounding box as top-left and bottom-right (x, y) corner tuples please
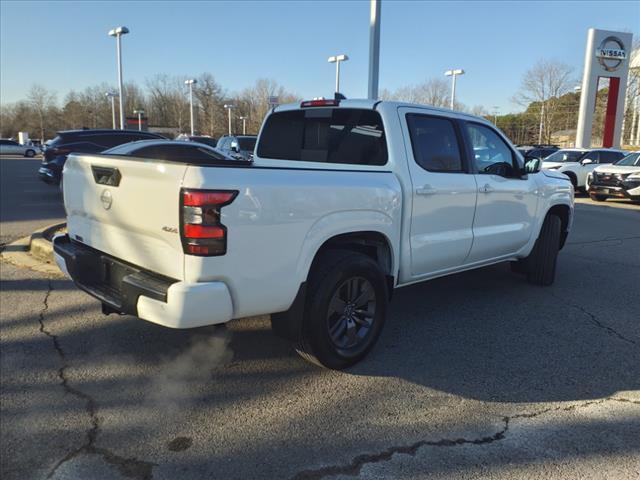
(0, 139), (38, 157)
(54, 99), (574, 369)
(542, 148), (627, 190)
(588, 151), (640, 201)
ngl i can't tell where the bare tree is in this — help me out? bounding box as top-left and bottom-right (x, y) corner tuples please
(513, 59), (575, 143)
(382, 78), (451, 108)
(26, 84), (56, 141)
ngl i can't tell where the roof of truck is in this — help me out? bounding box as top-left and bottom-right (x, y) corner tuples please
(273, 98), (491, 123)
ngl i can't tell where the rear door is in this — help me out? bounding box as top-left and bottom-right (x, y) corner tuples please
(63, 154), (188, 279)
(463, 121), (538, 262)
(399, 108), (478, 276)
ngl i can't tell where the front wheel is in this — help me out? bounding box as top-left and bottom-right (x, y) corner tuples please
(296, 250), (388, 369)
(25, 149), (35, 158)
(526, 215), (562, 286)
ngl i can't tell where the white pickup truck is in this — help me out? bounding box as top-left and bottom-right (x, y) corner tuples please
(54, 99), (574, 369)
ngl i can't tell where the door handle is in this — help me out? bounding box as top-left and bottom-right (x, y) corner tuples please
(416, 185), (437, 195)
(479, 183), (494, 194)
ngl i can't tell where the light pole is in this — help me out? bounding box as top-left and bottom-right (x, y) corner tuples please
(239, 116), (247, 135)
(492, 106), (499, 125)
(224, 104), (235, 135)
(444, 69), (464, 110)
(105, 92), (117, 129)
(108, 26), (129, 130)
(133, 109), (144, 131)
(327, 54), (349, 94)
(185, 79), (197, 136)
(368, 0), (381, 100)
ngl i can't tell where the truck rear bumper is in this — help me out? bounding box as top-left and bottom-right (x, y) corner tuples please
(53, 234), (233, 328)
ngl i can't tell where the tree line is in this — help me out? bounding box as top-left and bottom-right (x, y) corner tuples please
(0, 76), (299, 141)
(2, 58), (638, 146)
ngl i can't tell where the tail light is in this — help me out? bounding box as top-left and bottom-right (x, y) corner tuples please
(180, 188), (238, 256)
(300, 99), (339, 108)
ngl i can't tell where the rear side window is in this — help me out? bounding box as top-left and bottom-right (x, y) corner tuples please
(406, 114), (463, 172)
(599, 151), (624, 164)
(128, 144), (230, 163)
(257, 108), (387, 166)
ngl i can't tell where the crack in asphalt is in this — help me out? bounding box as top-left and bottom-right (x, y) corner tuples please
(36, 281), (156, 480)
(290, 397), (639, 480)
(565, 235), (640, 247)
(551, 294), (638, 347)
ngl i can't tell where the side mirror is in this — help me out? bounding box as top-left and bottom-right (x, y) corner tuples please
(524, 158), (542, 174)
(581, 158), (594, 166)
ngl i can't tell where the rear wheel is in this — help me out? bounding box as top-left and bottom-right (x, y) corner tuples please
(590, 194), (607, 202)
(296, 250), (388, 369)
(525, 215), (562, 286)
(25, 149), (35, 158)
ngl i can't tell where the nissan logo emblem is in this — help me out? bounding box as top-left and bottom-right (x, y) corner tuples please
(100, 189), (113, 210)
(596, 36), (626, 72)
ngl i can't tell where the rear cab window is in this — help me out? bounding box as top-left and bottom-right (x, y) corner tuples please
(257, 108), (388, 166)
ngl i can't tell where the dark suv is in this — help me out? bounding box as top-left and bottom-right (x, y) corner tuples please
(38, 129), (165, 185)
(517, 144), (559, 161)
(216, 135), (257, 160)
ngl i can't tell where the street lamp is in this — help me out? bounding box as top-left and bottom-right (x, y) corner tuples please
(185, 79), (197, 136)
(108, 26), (129, 130)
(327, 54), (349, 94)
(239, 116), (247, 135)
(105, 92), (118, 129)
(224, 104), (235, 135)
(133, 109), (144, 131)
(444, 68), (465, 110)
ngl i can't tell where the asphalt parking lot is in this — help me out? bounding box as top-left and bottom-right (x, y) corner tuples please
(1, 155), (639, 480)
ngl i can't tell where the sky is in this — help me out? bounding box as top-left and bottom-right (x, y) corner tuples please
(1, 0), (639, 114)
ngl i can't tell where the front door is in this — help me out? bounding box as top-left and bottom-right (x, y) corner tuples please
(463, 122), (539, 263)
(400, 108), (478, 277)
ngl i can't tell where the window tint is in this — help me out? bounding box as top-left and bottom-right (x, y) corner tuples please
(465, 123), (517, 177)
(406, 114), (463, 172)
(257, 108), (387, 166)
(582, 151), (599, 162)
(599, 151), (624, 164)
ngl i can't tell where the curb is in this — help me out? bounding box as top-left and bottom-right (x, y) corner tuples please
(0, 222), (66, 276)
(29, 222), (66, 262)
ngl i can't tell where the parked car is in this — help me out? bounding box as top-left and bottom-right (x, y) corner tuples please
(216, 135), (257, 160)
(54, 98), (574, 369)
(541, 148), (627, 190)
(516, 144), (559, 162)
(104, 139), (236, 163)
(38, 129), (165, 185)
(175, 134), (218, 148)
(0, 139), (38, 157)
(587, 151), (640, 202)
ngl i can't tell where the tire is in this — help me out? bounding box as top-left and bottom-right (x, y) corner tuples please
(25, 149), (35, 158)
(565, 172), (577, 190)
(526, 215), (562, 286)
(296, 249), (388, 369)
(590, 194), (607, 202)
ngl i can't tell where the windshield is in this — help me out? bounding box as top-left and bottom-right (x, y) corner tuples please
(544, 150), (586, 163)
(238, 138), (256, 151)
(614, 152), (640, 166)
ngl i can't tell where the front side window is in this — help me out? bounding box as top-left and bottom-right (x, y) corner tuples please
(238, 138), (256, 151)
(465, 123), (517, 177)
(257, 108), (387, 166)
(406, 114), (463, 172)
(582, 151), (599, 163)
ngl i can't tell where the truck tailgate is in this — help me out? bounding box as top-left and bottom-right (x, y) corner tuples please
(63, 154), (187, 280)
